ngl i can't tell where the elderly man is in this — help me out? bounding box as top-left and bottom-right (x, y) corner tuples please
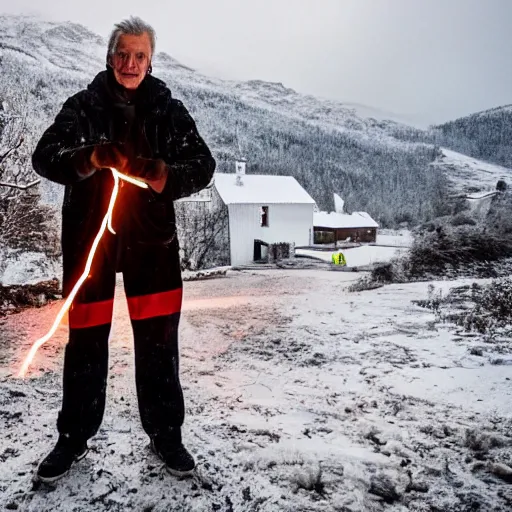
(32, 17), (215, 482)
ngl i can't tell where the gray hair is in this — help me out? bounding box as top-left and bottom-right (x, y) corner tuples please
(107, 17), (156, 58)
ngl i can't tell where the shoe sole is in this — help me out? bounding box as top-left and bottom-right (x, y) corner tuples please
(150, 441), (195, 477)
(166, 466), (196, 478)
(36, 448), (89, 483)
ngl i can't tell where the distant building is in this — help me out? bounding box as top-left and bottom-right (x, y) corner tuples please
(213, 164), (316, 266)
(313, 211), (379, 244)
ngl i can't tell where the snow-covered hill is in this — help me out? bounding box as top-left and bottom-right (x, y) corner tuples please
(433, 104), (512, 170)
(1, 14), (510, 228)
(432, 148), (510, 194)
(0, 14), (407, 139)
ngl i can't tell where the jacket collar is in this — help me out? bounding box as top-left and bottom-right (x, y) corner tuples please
(87, 68), (171, 110)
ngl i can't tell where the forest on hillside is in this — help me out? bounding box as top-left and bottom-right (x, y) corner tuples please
(0, 50), (454, 264)
(432, 107), (512, 170)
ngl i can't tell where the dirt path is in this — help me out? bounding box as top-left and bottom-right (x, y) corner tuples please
(1, 269), (512, 511)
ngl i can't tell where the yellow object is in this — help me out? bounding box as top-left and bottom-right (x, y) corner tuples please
(331, 252), (346, 266)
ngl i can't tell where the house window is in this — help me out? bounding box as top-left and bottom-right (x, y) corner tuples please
(260, 206), (269, 227)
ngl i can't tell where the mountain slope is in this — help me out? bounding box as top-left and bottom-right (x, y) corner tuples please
(0, 14), (503, 228)
(433, 105), (512, 169)
(432, 148), (510, 194)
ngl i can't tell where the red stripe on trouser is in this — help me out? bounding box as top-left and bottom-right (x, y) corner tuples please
(127, 288), (183, 320)
(69, 299), (114, 329)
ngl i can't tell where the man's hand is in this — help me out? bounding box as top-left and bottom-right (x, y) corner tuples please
(90, 143), (129, 173)
(130, 157), (168, 193)
(90, 147), (168, 192)
(130, 157), (167, 180)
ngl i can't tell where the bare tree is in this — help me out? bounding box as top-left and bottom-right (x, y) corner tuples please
(175, 199), (229, 270)
(0, 95), (58, 256)
(0, 136), (40, 190)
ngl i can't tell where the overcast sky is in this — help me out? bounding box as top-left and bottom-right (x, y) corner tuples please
(1, 0), (511, 125)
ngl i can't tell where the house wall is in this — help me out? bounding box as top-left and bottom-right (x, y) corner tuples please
(228, 203), (314, 266)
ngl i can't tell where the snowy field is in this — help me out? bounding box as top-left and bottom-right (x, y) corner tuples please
(1, 269), (512, 511)
(376, 230), (413, 248)
(296, 229), (411, 267)
(296, 245), (408, 267)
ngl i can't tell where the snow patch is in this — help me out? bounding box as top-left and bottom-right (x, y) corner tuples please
(0, 249), (61, 285)
(436, 148), (511, 194)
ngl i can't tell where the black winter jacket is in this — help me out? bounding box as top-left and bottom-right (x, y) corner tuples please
(32, 70), (216, 293)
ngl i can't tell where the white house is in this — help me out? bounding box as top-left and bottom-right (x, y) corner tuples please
(213, 168), (316, 266)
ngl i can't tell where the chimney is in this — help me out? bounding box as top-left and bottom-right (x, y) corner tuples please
(235, 159), (246, 175)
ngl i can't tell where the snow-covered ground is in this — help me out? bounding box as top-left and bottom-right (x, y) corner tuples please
(376, 230), (413, 248)
(1, 269), (512, 511)
(297, 245), (408, 266)
(435, 148), (510, 194)
(296, 229), (411, 266)
(0, 249), (61, 286)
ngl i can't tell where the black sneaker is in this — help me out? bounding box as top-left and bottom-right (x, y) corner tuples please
(150, 438), (196, 477)
(36, 434), (88, 483)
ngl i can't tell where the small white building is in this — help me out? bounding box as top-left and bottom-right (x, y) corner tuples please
(214, 169), (316, 266)
(313, 211), (379, 244)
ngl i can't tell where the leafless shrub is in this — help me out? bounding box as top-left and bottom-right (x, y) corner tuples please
(348, 275), (383, 292)
(0, 92), (59, 257)
(464, 428), (510, 453)
(175, 199), (229, 270)
(462, 278), (512, 338)
(291, 464), (325, 495)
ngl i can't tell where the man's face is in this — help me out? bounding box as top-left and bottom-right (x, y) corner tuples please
(111, 33), (152, 90)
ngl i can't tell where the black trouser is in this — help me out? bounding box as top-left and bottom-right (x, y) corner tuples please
(57, 226), (184, 445)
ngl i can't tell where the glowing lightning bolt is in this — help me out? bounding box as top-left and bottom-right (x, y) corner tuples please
(18, 168), (148, 378)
